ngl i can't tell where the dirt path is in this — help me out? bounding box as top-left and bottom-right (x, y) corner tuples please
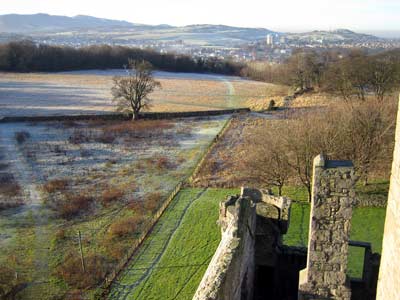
(0, 123), (50, 293)
(108, 188), (207, 300)
(218, 77), (237, 108)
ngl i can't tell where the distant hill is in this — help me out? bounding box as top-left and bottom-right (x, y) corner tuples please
(0, 13), (382, 46)
(285, 29), (381, 42)
(0, 14), (276, 46)
(0, 13), (136, 33)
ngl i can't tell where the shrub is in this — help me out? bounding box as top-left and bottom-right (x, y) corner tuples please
(144, 192), (162, 212)
(103, 120), (174, 142)
(100, 188), (124, 206)
(155, 155), (170, 170)
(127, 199), (144, 213)
(0, 265), (19, 297)
(55, 228), (66, 241)
(68, 129), (90, 144)
(108, 216), (142, 238)
(65, 290), (84, 300)
(104, 241), (127, 260)
(0, 173), (21, 197)
(56, 252), (109, 289)
(58, 194), (93, 219)
(43, 179), (69, 193)
(15, 131), (30, 144)
(0, 199), (23, 210)
(95, 132), (115, 144)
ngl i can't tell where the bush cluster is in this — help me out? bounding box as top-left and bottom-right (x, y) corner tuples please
(56, 252), (109, 289)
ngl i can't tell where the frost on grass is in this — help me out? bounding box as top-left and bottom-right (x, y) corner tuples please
(0, 115), (228, 299)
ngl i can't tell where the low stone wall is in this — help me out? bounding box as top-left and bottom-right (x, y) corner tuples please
(354, 196), (387, 208)
(193, 190), (257, 300)
(0, 108), (250, 123)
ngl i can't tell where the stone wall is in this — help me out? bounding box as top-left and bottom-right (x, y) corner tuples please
(193, 191), (257, 300)
(298, 155), (357, 300)
(193, 188), (292, 300)
(0, 108), (250, 123)
(376, 95), (400, 300)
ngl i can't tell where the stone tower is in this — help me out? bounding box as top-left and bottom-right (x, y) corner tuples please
(376, 95), (400, 300)
(298, 154), (357, 300)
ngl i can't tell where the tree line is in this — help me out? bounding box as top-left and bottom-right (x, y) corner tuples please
(0, 40), (243, 74)
(244, 97), (396, 201)
(242, 49), (400, 101)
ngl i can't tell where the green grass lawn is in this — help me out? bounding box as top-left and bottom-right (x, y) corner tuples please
(108, 188), (238, 300)
(108, 183), (386, 299)
(281, 185), (387, 278)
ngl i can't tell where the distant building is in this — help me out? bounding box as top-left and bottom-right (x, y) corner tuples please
(266, 34), (274, 46)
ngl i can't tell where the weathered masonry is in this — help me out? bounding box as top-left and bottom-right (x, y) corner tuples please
(298, 155), (356, 300)
(193, 188), (292, 300)
(376, 95), (400, 300)
(193, 155), (381, 300)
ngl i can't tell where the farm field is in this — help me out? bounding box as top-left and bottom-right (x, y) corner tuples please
(0, 116), (229, 299)
(108, 186), (385, 299)
(0, 70), (277, 117)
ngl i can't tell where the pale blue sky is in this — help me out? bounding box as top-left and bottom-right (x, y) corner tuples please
(1, 0), (399, 34)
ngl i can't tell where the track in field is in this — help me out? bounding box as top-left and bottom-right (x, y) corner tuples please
(108, 188), (207, 300)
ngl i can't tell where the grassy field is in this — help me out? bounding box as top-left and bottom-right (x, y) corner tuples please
(108, 188), (238, 300)
(109, 185), (387, 299)
(0, 117), (228, 299)
(275, 184), (387, 278)
(0, 71), (274, 117)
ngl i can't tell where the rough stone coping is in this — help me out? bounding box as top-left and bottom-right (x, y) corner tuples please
(325, 160), (354, 169)
(240, 187), (291, 220)
(314, 154), (354, 169)
(348, 240), (372, 250)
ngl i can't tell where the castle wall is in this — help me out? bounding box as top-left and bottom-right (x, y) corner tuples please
(193, 193), (257, 300)
(376, 96), (400, 300)
(298, 155), (357, 300)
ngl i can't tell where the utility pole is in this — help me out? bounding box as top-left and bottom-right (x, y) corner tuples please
(78, 230), (86, 272)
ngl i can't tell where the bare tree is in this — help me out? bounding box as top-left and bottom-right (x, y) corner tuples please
(243, 123), (292, 195)
(368, 56), (399, 102)
(332, 99), (396, 185)
(112, 59), (161, 121)
(323, 51), (370, 102)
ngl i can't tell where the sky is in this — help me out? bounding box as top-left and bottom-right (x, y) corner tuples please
(2, 0), (400, 35)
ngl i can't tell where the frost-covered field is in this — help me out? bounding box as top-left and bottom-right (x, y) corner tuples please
(0, 116), (228, 299)
(0, 70), (270, 117)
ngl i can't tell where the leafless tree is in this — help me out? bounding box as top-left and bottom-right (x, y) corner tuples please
(368, 56), (399, 102)
(243, 123), (292, 195)
(331, 99), (396, 185)
(112, 59), (161, 121)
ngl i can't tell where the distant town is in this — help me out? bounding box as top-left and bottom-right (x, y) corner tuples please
(2, 32), (399, 63)
(0, 13), (399, 63)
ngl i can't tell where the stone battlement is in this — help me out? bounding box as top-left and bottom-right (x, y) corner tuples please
(193, 188), (292, 300)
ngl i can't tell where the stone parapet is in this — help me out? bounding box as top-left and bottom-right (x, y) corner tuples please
(193, 193), (256, 300)
(194, 188), (292, 300)
(298, 154), (357, 300)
